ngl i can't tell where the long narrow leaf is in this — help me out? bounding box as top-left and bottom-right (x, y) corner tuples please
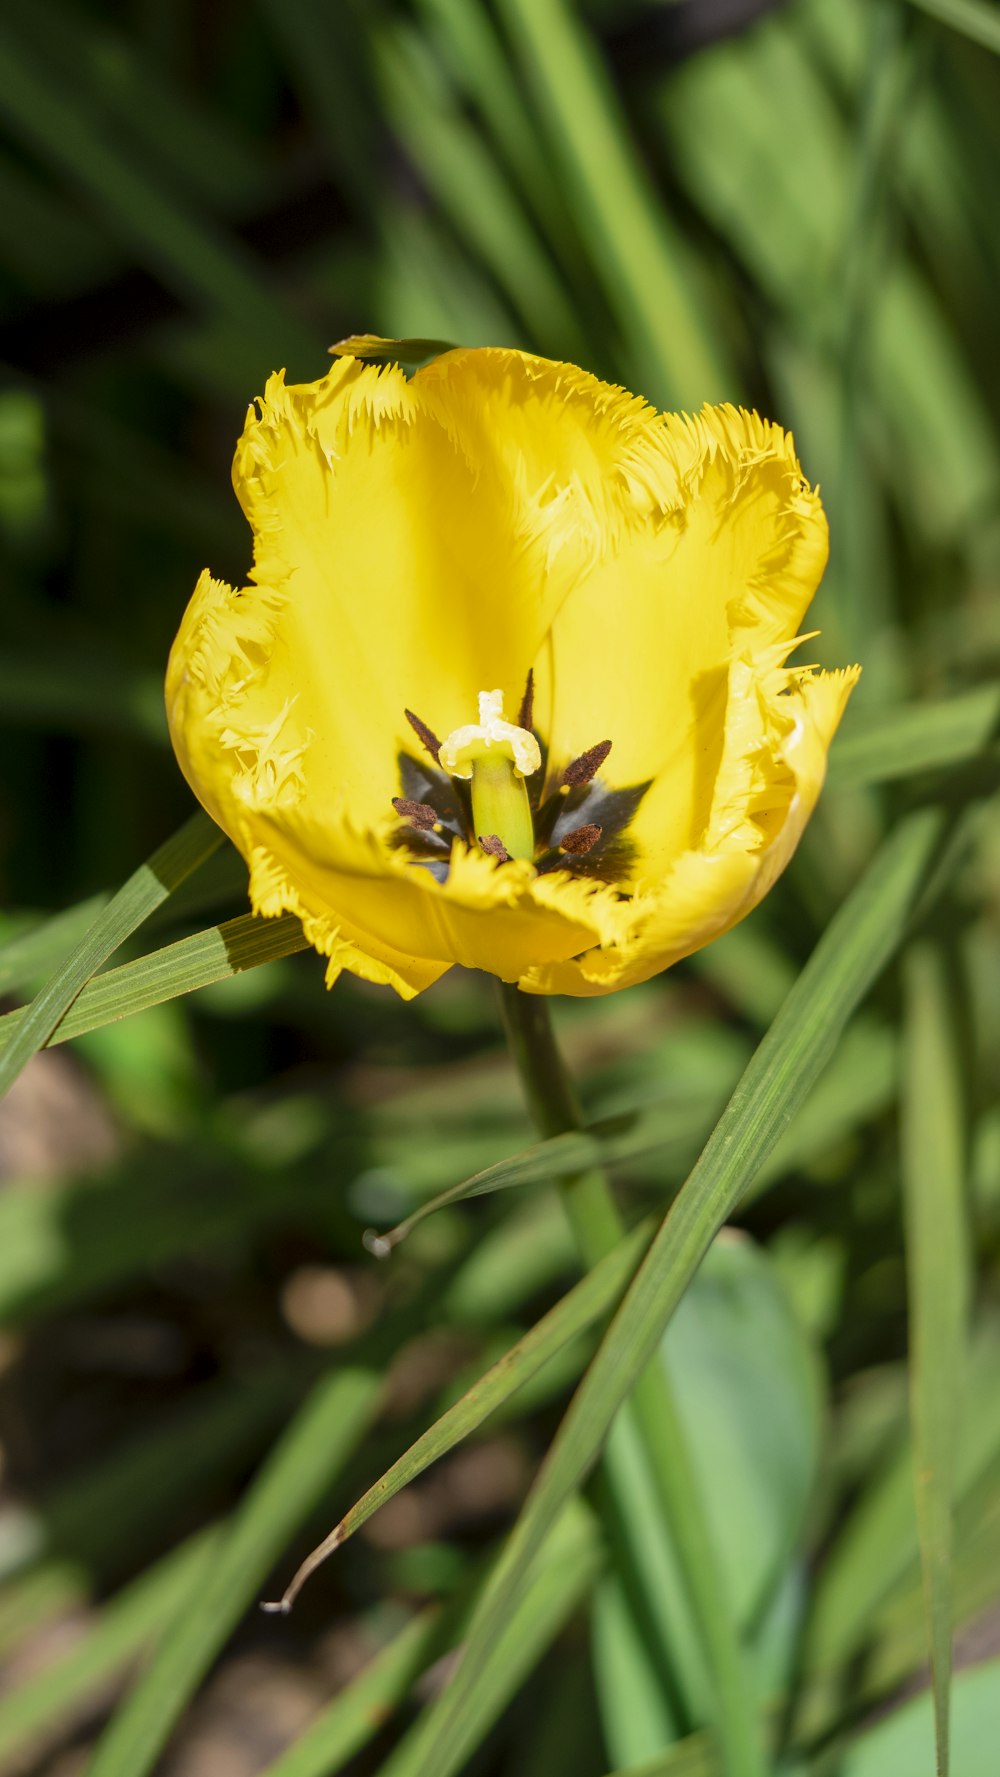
(268, 1216), (654, 1609)
(0, 910), (308, 1056)
(828, 683), (1000, 789)
(0, 812), (221, 1100)
(0, 1531), (219, 1769)
(499, 0), (734, 406)
(84, 1368), (381, 1777)
(398, 805), (960, 1777)
(380, 1503), (604, 1777)
(901, 942), (970, 1775)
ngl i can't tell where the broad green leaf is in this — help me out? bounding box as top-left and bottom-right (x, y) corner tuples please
(592, 1568), (681, 1763)
(835, 1656), (1000, 1777)
(0, 812), (221, 1100)
(663, 1236), (823, 1633)
(84, 1367), (381, 1777)
(592, 1236), (821, 1771)
(396, 805), (961, 1777)
(0, 910), (309, 1056)
(900, 942), (970, 1775)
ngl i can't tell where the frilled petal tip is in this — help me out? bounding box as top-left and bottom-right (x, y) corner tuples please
(521, 659), (861, 996)
(165, 343), (858, 1001)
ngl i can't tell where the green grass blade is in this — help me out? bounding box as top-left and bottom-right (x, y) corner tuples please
(0, 910), (308, 1055)
(380, 1502), (604, 1777)
(0, 1530), (220, 1770)
(498, 0), (735, 406)
(395, 804), (961, 1777)
(84, 1367), (381, 1777)
(828, 684), (1000, 789)
(377, 1015), (894, 1247)
(901, 942), (970, 1775)
(374, 23), (588, 357)
(273, 1217), (654, 1609)
(0, 812), (222, 1100)
(0, 21), (318, 362)
(903, 0), (1000, 52)
(0, 895), (108, 994)
(258, 1603), (452, 1777)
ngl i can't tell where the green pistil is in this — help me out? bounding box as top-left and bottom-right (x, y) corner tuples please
(471, 753), (535, 860)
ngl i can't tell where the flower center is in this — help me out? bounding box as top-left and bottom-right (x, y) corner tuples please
(438, 690), (540, 861)
(392, 675), (650, 886)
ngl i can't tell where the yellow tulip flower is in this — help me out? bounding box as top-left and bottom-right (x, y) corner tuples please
(166, 344), (858, 999)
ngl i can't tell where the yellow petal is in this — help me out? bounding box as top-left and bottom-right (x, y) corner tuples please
(240, 806), (631, 990)
(533, 405), (828, 880)
(522, 659), (859, 997)
(166, 347), (856, 1001)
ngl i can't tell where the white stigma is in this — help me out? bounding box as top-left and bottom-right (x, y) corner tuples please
(439, 690), (541, 780)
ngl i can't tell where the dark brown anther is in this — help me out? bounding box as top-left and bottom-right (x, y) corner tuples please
(559, 823), (602, 855)
(479, 834), (511, 863)
(392, 797), (438, 830)
(562, 739), (612, 788)
(517, 668), (535, 733)
(404, 708), (442, 763)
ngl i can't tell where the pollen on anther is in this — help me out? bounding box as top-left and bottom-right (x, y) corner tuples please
(562, 740), (612, 788)
(560, 823), (602, 855)
(404, 708), (442, 763)
(392, 796), (438, 830)
(479, 834), (511, 863)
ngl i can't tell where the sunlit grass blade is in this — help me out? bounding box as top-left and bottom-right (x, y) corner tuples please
(0, 910), (308, 1056)
(498, 0), (735, 406)
(269, 1217), (654, 1609)
(901, 942), (970, 1776)
(84, 1367), (381, 1777)
(903, 0), (1000, 52)
(396, 804), (962, 1777)
(0, 812), (221, 1100)
(828, 683), (1000, 789)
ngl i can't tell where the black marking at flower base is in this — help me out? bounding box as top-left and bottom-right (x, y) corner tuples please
(533, 778), (651, 881)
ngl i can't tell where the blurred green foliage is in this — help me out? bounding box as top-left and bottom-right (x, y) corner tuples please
(1, 1), (999, 1774)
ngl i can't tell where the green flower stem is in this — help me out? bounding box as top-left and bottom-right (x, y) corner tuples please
(496, 981), (766, 1777)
